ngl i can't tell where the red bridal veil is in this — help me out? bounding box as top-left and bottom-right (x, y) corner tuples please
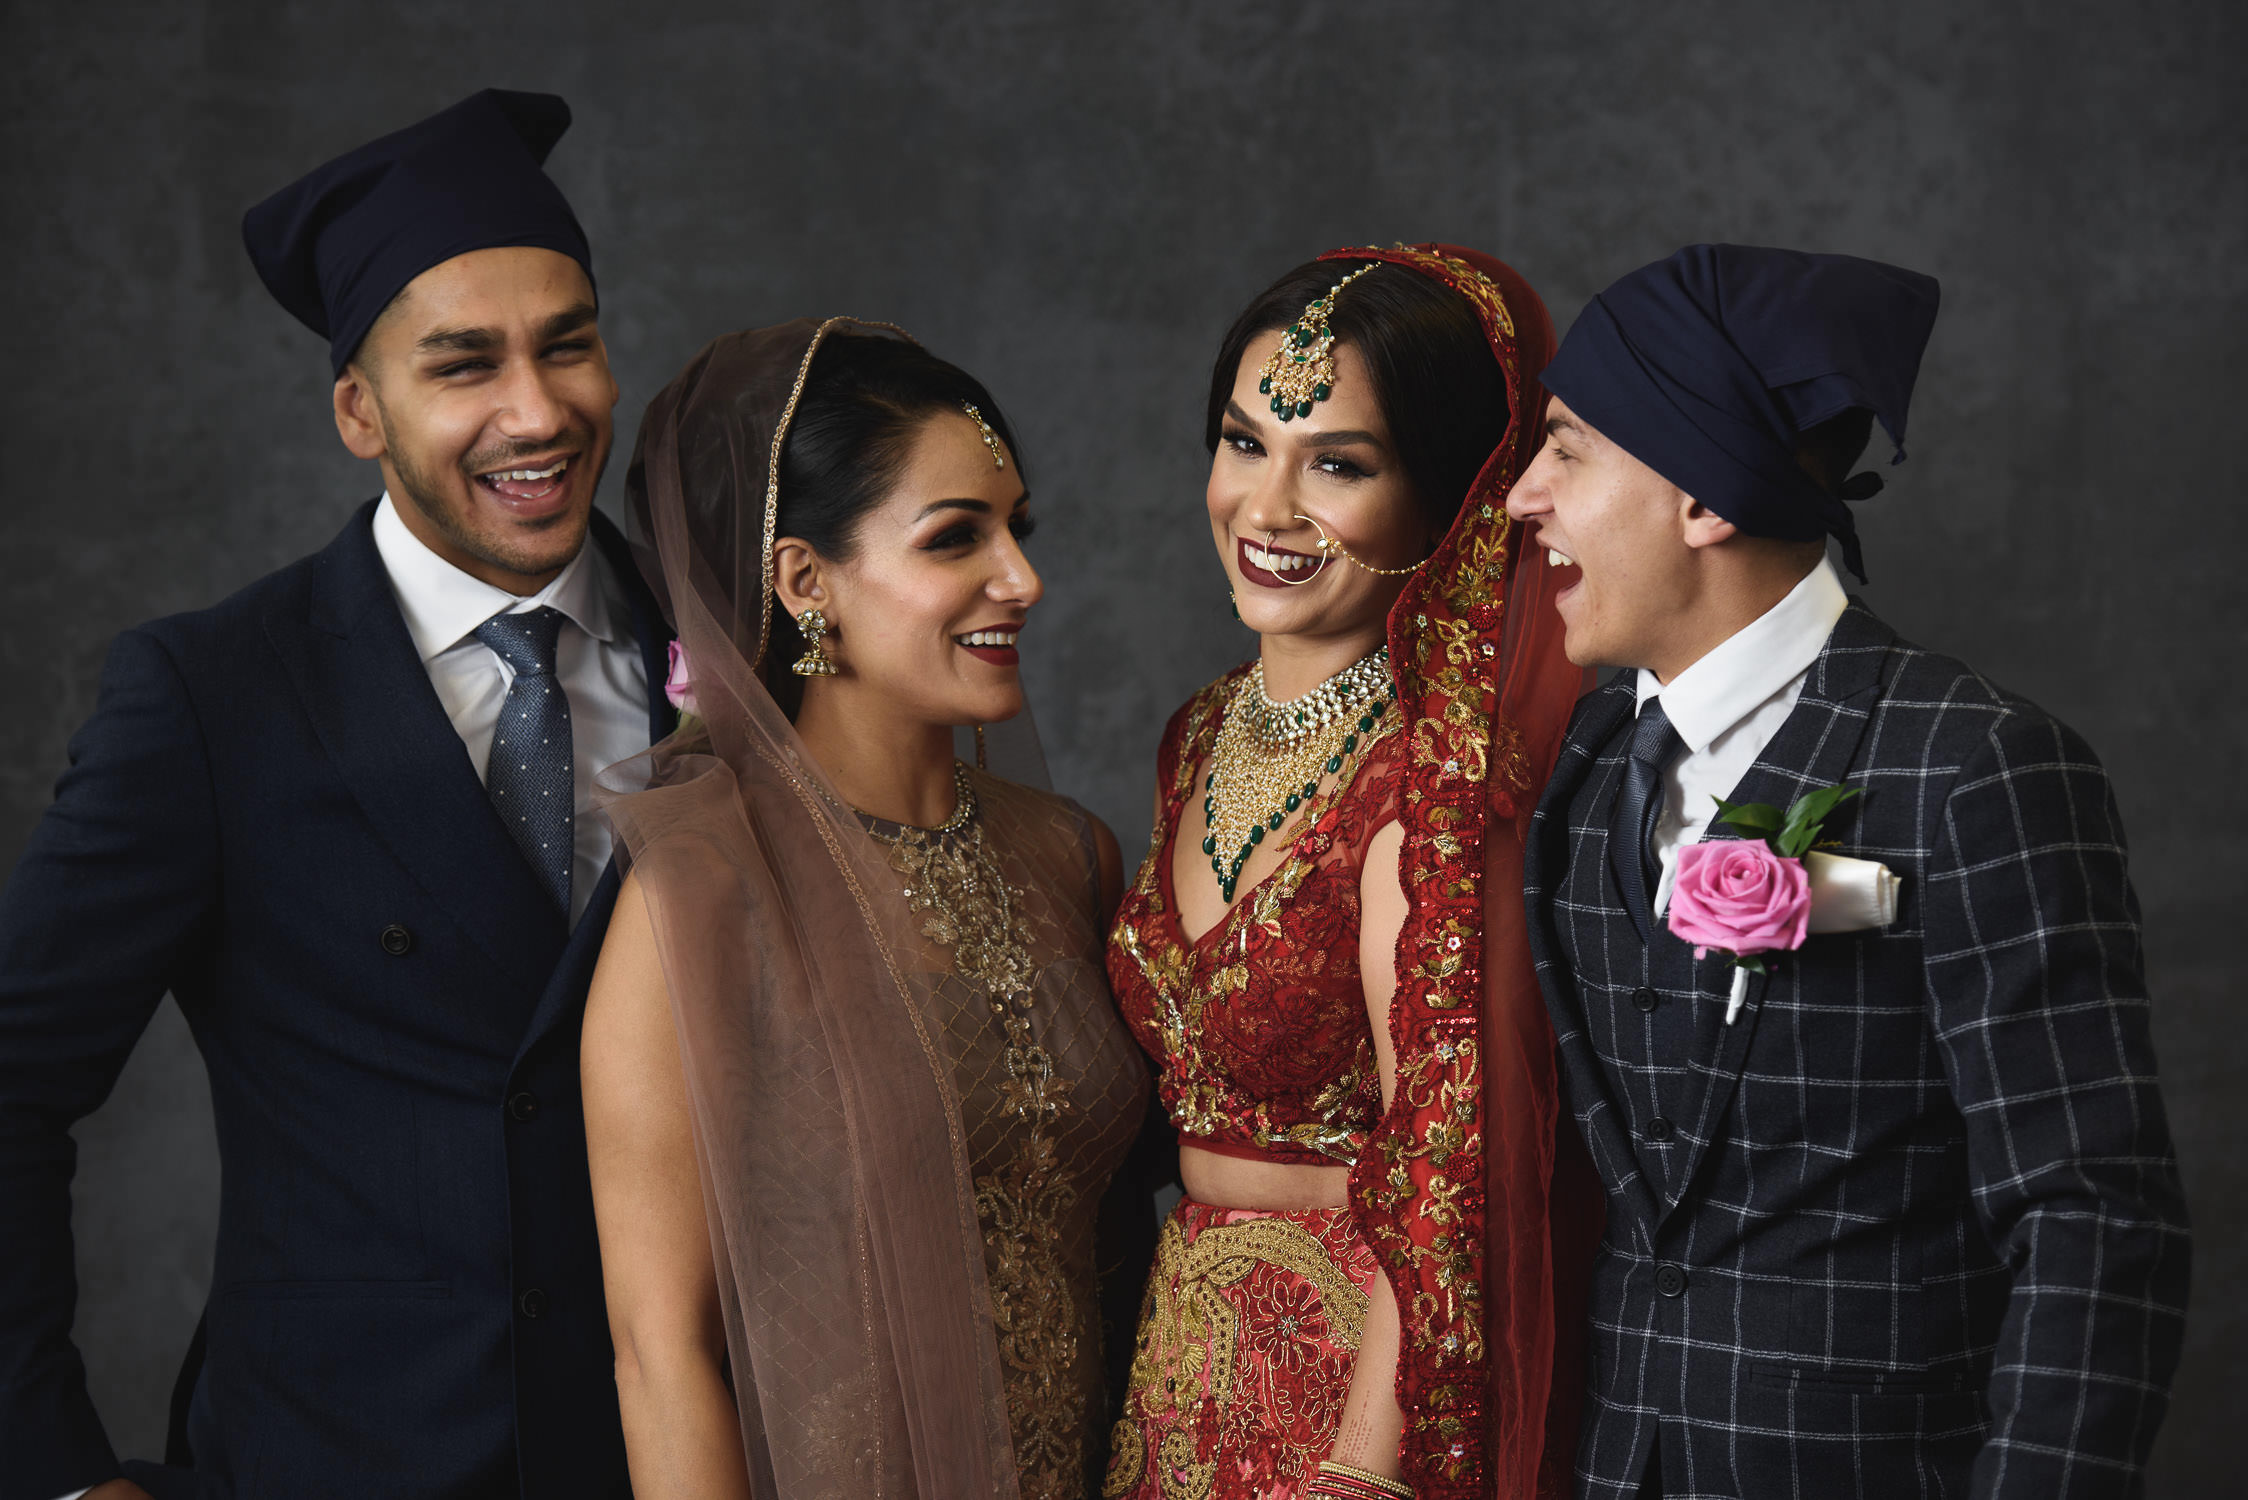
(1327, 245), (1603, 1500)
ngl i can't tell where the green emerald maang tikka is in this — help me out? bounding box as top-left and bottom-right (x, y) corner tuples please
(1257, 262), (1380, 422)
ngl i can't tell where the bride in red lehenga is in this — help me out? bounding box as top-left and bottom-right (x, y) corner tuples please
(1105, 246), (1603, 1500)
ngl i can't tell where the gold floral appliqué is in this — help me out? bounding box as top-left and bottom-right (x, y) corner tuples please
(873, 767), (1085, 1498)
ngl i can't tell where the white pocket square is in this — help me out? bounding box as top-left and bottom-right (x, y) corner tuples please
(1804, 851), (1902, 933)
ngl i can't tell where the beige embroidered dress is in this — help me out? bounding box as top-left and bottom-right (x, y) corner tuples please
(869, 766), (1150, 1500)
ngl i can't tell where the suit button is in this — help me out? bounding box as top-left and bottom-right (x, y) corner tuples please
(517, 1288), (547, 1319)
(1646, 1115), (1675, 1142)
(1632, 987), (1658, 1013)
(1654, 1263), (1688, 1298)
(508, 1091), (541, 1122)
(379, 924), (414, 957)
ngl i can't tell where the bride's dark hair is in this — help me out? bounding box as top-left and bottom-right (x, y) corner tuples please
(762, 332), (1024, 712)
(1206, 257), (1509, 540)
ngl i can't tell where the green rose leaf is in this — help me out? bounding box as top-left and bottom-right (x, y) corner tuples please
(1713, 797), (1786, 837)
(1777, 785), (1860, 858)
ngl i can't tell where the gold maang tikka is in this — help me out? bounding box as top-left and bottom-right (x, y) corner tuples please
(1258, 263), (1379, 422)
(962, 403), (1006, 468)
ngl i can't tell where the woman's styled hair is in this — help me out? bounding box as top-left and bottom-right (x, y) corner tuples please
(763, 332), (1023, 711)
(1205, 257), (1510, 540)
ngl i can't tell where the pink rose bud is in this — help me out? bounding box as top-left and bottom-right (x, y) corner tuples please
(1667, 839), (1812, 957)
(664, 639), (699, 717)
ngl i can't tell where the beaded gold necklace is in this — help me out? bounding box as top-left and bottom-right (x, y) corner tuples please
(1201, 646), (1394, 900)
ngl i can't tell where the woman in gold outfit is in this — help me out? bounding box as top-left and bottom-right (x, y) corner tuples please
(1105, 248), (1600, 1500)
(582, 321), (1148, 1499)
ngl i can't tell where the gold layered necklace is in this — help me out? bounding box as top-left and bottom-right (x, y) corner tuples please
(1201, 644), (1394, 900)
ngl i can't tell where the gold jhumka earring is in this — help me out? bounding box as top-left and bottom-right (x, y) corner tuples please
(791, 607), (838, 677)
(1258, 262), (1380, 422)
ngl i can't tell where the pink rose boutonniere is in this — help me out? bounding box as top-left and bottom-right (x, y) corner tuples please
(664, 639), (699, 718)
(1669, 784), (1872, 1023)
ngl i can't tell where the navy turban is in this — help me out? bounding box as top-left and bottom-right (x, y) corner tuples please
(243, 89), (594, 376)
(1540, 244), (1939, 582)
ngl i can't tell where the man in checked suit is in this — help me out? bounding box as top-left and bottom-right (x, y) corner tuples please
(1505, 245), (2188, 1498)
(0, 92), (667, 1498)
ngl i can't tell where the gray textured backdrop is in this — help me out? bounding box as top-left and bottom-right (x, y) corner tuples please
(5, 0), (2241, 1491)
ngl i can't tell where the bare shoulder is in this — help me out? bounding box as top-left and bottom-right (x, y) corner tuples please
(583, 870), (677, 1110)
(590, 868), (662, 995)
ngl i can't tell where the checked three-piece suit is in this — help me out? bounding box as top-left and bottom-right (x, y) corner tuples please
(1523, 603), (2190, 1499)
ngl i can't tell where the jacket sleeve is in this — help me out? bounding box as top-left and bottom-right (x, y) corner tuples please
(1921, 711), (2190, 1500)
(0, 627), (221, 1500)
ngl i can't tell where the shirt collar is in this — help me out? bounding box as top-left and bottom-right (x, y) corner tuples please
(372, 492), (623, 663)
(1633, 556), (1849, 753)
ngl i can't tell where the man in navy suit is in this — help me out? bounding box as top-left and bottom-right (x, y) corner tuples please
(1508, 246), (2188, 1498)
(0, 90), (670, 1499)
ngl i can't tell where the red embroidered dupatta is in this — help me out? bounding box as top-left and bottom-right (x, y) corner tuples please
(1324, 245), (1604, 1500)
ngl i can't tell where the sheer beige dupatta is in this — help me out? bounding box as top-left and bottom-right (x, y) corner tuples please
(596, 320), (1019, 1498)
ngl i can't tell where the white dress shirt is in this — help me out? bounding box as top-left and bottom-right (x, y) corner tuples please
(371, 494), (649, 923)
(1637, 557), (1850, 917)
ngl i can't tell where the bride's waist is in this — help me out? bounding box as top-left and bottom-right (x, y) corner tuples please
(1179, 1143), (1349, 1212)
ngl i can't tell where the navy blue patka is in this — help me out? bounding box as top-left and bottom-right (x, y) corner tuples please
(241, 88), (594, 373)
(1541, 244), (1940, 582)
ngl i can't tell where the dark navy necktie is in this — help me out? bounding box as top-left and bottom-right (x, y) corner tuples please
(474, 607), (574, 913)
(1609, 697), (1685, 941)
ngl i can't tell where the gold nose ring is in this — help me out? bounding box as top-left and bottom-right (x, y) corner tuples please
(1265, 526), (1330, 587)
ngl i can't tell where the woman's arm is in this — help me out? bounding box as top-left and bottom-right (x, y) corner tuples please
(582, 873), (754, 1500)
(1324, 818), (1410, 1480)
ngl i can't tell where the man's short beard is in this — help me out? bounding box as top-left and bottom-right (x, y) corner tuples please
(371, 389), (599, 579)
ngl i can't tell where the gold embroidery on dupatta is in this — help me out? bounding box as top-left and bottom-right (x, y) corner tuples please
(872, 772), (1084, 1498)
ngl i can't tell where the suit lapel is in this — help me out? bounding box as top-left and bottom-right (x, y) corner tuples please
(1527, 675), (1665, 1238)
(587, 508), (679, 749)
(1659, 605), (1894, 1216)
(268, 501), (567, 1000)
(511, 509), (678, 1063)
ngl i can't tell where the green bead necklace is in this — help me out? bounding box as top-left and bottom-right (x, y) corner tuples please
(1200, 646), (1394, 901)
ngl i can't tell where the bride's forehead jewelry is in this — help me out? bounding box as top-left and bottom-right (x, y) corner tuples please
(1258, 262), (1380, 423)
(962, 403), (1007, 469)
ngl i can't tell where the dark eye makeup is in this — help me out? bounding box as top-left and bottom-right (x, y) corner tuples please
(921, 509), (1034, 553)
(1313, 452), (1371, 480)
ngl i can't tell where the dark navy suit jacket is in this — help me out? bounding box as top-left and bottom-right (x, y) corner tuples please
(0, 499), (672, 1500)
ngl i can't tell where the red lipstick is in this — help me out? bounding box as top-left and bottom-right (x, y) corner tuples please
(1236, 535), (1326, 589)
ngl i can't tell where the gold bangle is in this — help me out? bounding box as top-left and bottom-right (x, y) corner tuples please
(1311, 1459), (1415, 1499)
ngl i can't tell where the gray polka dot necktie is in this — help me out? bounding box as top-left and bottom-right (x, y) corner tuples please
(474, 606), (574, 913)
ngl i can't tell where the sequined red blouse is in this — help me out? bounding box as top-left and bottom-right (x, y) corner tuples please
(1108, 664), (1406, 1167)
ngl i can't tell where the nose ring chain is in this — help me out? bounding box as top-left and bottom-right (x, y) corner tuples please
(1286, 513), (1425, 579)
